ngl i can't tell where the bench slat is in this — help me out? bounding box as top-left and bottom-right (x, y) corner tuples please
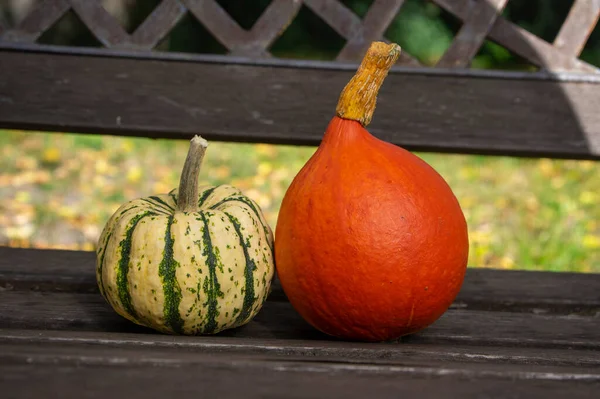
(1, 338), (598, 399)
(2, 362), (597, 399)
(2, 328), (598, 368)
(0, 50), (599, 159)
(1, 290), (599, 349)
(1, 247), (598, 314)
(2, 339), (599, 379)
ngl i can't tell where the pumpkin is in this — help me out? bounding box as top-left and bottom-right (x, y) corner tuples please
(275, 42), (469, 342)
(96, 136), (274, 335)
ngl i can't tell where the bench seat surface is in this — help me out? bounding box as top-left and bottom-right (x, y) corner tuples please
(0, 246), (598, 398)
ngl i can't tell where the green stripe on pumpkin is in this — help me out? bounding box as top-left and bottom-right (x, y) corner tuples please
(212, 196), (272, 250)
(149, 195), (174, 211)
(168, 190), (178, 206)
(198, 213), (223, 333)
(116, 211), (157, 320)
(118, 204), (140, 217)
(159, 215), (185, 333)
(140, 198), (172, 215)
(225, 212), (256, 326)
(97, 203), (139, 301)
(198, 187), (217, 208)
(97, 228), (114, 300)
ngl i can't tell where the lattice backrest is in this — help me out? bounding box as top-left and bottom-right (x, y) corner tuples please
(0, 0), (598, 72)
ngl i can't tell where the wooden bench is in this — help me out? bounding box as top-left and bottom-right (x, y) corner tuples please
(1, 1), (599, 397)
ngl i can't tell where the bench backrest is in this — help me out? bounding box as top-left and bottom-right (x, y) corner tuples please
(1, 0), (599, 160)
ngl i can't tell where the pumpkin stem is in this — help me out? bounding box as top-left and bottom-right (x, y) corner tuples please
(177, 135), (208, 212)
(336, 42), (401, 127)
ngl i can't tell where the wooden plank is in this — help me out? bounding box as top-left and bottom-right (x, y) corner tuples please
(554, 0), (600, 57)
(2, 361), (598, 399)
(2, 339), (599, 380)
(303, 0), (364, 41)
(242, 0), (303, 55)
(0, 0), (70, 43)
(433, 0), (599, 73)
(0, 332), (598, 399)
(130, 0), (187, 49)
(1, 247), (598, 314)
(182, 0), (302, 57)
(436, 0), (508, 68)
(0, 290), (599, 349)
(183, 0), (250, 51)
(0, 51), (598, 159)
(2, 329), (599, 368)
(0, 248), (98, 294)
(69, 0), (130, 48)
(336, 0), (407, 62)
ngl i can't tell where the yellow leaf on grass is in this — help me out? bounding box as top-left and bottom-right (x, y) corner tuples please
(579, 191), (597, 205)
(121, 140), (135, 153)
(459, 196), (475, 209)
(214, 166), (231, 180)
(43, 147), (61, 164)
(82, 242), (95, 251)
(525, 196), (539, 211)
(153, 182), (173, 194)
(58, 206), (77, 218)
(127, 166), (143, 183)
(495, 197), (508, 209)
(15, 191), (31, 203)
(96, 159), (109, 174)
(470, 230), (492, 245)
(538, 159), (554, 177)
(257, 162), (273, 177)
(499, 256), (515, 269)
(256, 144), (276, 157)
(582, 235), (600, 249)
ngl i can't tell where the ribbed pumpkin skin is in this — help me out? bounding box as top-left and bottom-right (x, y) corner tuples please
(96, 185), (274, 335)
(275, 117), (469, 342)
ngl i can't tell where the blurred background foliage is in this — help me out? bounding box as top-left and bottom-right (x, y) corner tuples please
(0, 0), (598, 272)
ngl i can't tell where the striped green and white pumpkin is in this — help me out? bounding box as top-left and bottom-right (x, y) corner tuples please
(96, 136), (274, 335)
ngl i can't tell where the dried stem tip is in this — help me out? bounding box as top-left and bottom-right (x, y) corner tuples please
(336, 42), (401, 127)
(177, 135), (209, 213)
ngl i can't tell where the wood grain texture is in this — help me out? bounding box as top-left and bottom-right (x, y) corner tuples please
(337, 0), (406, 62)
(433, 0), (599, 73)
(183, 0), (301, 57)
(183, 0), (256, 53)
(1, 339), (599, 380)
(69, 0), (130, 48)
(437, 0), (508, 68)
(303, 0), (419, 65)
(3, 328), (599, 369)
(1, 290), (599, 349)
(1, 247), (599, 314)
(0, 0), (597, 74)
(129, 0), (187, 49)
(244, 0), (303, 54)
(0, 51), (599, 159)
(0, 0), (70, 43)
(554, 0), (600, 57)
(2, 361), (597, 399)
(303, 0), (364, 41)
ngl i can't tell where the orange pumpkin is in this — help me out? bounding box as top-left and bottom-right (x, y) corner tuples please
(275, 42), (469, 342)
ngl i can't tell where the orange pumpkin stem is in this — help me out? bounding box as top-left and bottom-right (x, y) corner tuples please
(336, 42), (401, 127)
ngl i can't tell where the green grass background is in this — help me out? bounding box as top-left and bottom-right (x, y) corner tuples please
(1, 130), (598, 273)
